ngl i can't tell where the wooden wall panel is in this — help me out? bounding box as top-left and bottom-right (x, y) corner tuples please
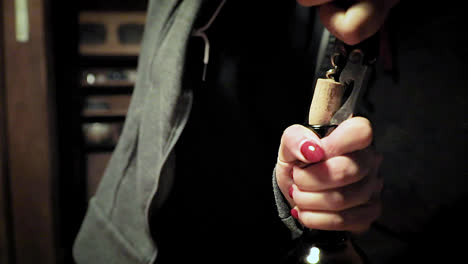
(2, 0), (58, 263)
(0, 0), (13, 263)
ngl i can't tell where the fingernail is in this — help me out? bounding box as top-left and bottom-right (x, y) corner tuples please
(290, 209), (299, 219)
(300, 141), (324, 162)
(288, 186), (294, 199)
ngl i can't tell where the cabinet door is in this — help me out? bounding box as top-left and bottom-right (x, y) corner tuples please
(1, 0), (58, 263)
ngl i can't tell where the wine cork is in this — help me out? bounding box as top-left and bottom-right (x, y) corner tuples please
(308, 78), (345, 125)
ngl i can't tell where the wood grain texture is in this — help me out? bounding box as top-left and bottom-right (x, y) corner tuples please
(2, 0), (58, 263)
(0, 1), (13, 263)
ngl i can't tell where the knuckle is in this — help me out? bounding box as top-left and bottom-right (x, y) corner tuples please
(280, 126), (293, 145)
(282, 124), (303, 139)
(329, 160), (346, 181)
(300, 212), (346, 231)
(329, 213), (346, 230)
(300, 214), (316, 229)
(344, 163), (360, 181)
(355, 119), (374, 148)
(294, 190), (309, 204)
(330, 156), (359, 184)
(339, 25), (364, 46)
(280, 125), (303, 148)
(326, 191), (346, 210)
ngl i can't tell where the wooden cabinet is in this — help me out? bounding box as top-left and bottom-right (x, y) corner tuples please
(1, 0), (58, 263)
(78, 11), (145, 200)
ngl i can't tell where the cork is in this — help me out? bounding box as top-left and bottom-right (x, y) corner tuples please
(308, 78), (345, 125)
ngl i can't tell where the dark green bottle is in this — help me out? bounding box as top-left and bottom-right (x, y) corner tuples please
(282, 229), (369, 264)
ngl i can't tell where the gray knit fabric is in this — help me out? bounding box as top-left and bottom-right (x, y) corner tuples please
(272, 168), (303, 239)
(73, 1), (203, 263)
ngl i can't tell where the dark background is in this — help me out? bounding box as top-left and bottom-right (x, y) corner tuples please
(356, 3), (468, 263)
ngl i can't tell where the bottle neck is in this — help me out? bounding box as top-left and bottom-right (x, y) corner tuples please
(304, 124), (337, 138)
(302, 229), (349, 247)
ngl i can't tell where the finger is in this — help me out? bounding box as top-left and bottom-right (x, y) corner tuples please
(293, 147), (377, 191)
(291, 171), (382, 211)
(277, 124), (324, 165)
(277, 124), (324, 207)
(319, 1), (386, 45)
(293, 198), (381, 231)
(321, 117), (374, 159)
(343, 196), (382, 233)
(296, 0), (334, 6)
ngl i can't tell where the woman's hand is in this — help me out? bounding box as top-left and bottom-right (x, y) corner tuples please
(275, 117), (383, 233)
(297, 0), (399, 45)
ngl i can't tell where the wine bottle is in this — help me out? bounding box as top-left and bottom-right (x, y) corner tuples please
(281, 78), (369, 264)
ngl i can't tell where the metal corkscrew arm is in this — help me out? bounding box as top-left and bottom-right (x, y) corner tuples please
(308, 35), (378, 131)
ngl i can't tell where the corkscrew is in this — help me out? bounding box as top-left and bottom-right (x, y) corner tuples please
(307, 35), (378, 135)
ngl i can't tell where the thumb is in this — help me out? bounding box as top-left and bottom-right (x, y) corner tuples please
(278, 124), (325, 165)
(319, 1), (386, 45)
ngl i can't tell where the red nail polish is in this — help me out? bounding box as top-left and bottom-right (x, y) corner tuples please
(300, 141), (324, 163)
(290, 209), (299, 219)
(288, 186), (294, 199)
